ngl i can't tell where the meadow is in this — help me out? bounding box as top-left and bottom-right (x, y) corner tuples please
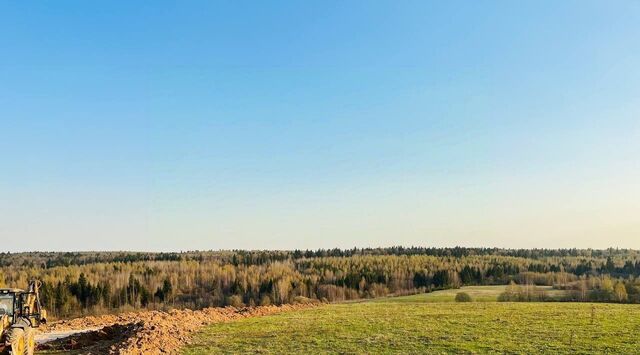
(370, 285), (570, 303)
(183, 286), (640, 354)
(370, 285), (511, 303)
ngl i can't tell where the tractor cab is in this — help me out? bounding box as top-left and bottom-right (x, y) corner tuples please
(0, 288), (46, 328)
(0, 290), (18, 318)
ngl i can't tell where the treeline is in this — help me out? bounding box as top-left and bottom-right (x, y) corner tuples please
(0, 249), (639, 318)
(499, 276), (640, 303)
(2, 247), (638, 268)
(0, 251), (183, 268)
(38, 273), (175, 316)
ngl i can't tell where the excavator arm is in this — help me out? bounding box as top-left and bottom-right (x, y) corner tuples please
(22, 280), (47, 327)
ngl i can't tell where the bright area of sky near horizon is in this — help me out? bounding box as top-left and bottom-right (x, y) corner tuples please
(1, 1), (639, 252)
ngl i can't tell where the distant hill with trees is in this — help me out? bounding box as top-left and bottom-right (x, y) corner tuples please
(1, 247), (639, 318)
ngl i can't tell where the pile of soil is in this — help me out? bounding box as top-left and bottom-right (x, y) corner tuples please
(38, 302), (320, 354)
(38, 323), (140, 354)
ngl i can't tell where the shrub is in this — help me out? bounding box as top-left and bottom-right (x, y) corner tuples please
(455, 292), (473, 302)
(292, 296), (319, 304)
(225, 295), (245, 307)
(259, 295), (272, 306)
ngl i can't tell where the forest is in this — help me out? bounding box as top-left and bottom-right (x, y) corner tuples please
(1, 247), (639, 318)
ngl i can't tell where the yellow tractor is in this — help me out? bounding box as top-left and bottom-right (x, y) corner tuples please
(0, 281), (47, 355)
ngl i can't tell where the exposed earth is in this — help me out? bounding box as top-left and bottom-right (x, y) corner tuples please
(35, 301), (320, 354)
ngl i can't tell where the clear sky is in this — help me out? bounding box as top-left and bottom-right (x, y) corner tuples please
(1, 1), (639, 252)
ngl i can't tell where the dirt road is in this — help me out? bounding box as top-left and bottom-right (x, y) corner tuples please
(36, 328), (101, 345)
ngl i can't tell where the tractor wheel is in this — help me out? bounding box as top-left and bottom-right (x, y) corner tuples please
(5, 327), (25, 355)
(23, 327), (35, 355)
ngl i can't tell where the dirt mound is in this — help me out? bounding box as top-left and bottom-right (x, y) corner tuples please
(42, 312), (152, 333)
(39, 303), (320, 354)
(38, 323), (140, 354)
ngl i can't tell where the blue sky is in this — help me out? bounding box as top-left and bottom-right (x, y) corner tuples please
(1, 1), (639, 251)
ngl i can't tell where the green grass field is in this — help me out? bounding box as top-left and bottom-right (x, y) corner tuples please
(373, 285), (511, 303)
(369, 285), (569, 303)
(183, 287), (640, 354)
